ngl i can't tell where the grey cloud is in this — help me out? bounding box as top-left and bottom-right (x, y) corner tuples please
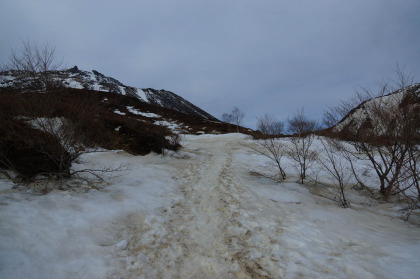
(1, 0), (419, 128)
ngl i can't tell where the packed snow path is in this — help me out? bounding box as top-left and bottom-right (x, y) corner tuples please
(119, 135), (282, 278)
(115, 134), (420, 279)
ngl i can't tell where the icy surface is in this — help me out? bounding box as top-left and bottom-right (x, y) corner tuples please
(0, 134), (419, 278)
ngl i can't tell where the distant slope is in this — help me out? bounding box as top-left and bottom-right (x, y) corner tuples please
(0, 66), (218, 121)
(332, 83), (420, 135)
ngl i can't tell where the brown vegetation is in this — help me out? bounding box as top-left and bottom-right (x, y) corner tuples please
(0, 87), (183, 180)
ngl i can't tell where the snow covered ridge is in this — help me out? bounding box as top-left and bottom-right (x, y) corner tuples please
(0, 66), (217, 121)
(333, 83), (420, 134)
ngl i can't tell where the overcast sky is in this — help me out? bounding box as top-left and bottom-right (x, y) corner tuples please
(1, 0), (419, 128)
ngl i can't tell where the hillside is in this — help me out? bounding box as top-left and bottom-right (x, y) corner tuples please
(0, 85), (254, 180)
(0, 66), (218, 121)
(331, 83), (420, 137)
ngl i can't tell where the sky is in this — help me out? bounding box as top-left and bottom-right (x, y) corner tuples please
(1, 0), (420, 128)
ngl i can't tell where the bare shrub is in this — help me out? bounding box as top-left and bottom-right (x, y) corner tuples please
(0, 90), (106, 181)
(324, 67), (420, 206)
(286, 108), (319, 184)
(250, 138), (287, 181)
(250, 116), (287, 181)
(222, 107), (245, 132)
(7, 40), (65, 92)
(0, 119), (71, 180)
(0, 75), (183, 191)
(256, 114), (284, 136)
(318, 137), (352, 208)
(351, 86), (419, 200)
(323, 88), (375, 128)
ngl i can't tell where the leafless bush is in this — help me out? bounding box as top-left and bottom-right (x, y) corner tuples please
(323, 88), (375, 128)
(250, 116), (287, 181)
(222, 107), (245, 132)
(249, 138), (287, 181)
(396, 144), (420, 219)
(286, 108), (319, 184)
(318, 137), (351, 208)
(407, 146), (420, 200)
(323, 67), (420, 205)
(351, 86), (419, 200)
(15, 162), (129, 194)
(256, 114), (284, 135)
(7, 39), (65, 92)
(0, 88), (122, 190)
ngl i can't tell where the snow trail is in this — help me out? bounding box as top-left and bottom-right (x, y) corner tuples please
(119, 135), (282, 278)
(2, 134), (419, 278)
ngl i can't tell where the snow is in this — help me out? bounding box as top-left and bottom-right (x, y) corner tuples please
(0, 74), (16, 86)
(113, 109), (126, 116)
(134, 89), (149, 103)
(0, 151), (179, 279)
(64, 78), (84, 89)
(333, 84), (420, 133)
(126, 106), (160, 118)
(1, 133), (419, 278)
(154, 120), (182, 131)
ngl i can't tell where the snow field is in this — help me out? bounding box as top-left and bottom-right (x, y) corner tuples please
(0, 151), (179, 279)
(0, 133), (419, 278)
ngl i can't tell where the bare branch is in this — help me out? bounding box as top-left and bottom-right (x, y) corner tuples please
(286, 108), (319, 184)
(318, 137), (352, 208)
(7, 39), (64, 92)
(256, 114), (284, 136)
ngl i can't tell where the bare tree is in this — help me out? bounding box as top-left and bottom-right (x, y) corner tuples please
(318, 137), (351, 208)
(400, 145), (420, 219)
(407, 146), (420, 200)
(323, 64), (415, 129)
(8, 39), (64, 92)
(222, 113), (233, 124)
(222, 107), (245, 132)
(251, 138), (287, 181)
(325, 67), (419, 202)
(286, 108), (319, 184)
(250, 116), (287, 181)
(323, 88), (375, 128)
(393, 64), (414, 90)
(231, 107), (245, 128)
(350, 84), (420, 200)
(256, 114), (284, 135)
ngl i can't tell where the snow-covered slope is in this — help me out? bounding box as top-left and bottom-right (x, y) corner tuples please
(333, 83), (420, 134)
(0, 66), (217, 121)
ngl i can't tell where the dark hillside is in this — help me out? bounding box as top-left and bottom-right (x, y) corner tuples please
(0, 87), (253, 179)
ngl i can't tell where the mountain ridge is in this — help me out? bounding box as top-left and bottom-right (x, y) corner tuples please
(0, 66), (218, 121)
